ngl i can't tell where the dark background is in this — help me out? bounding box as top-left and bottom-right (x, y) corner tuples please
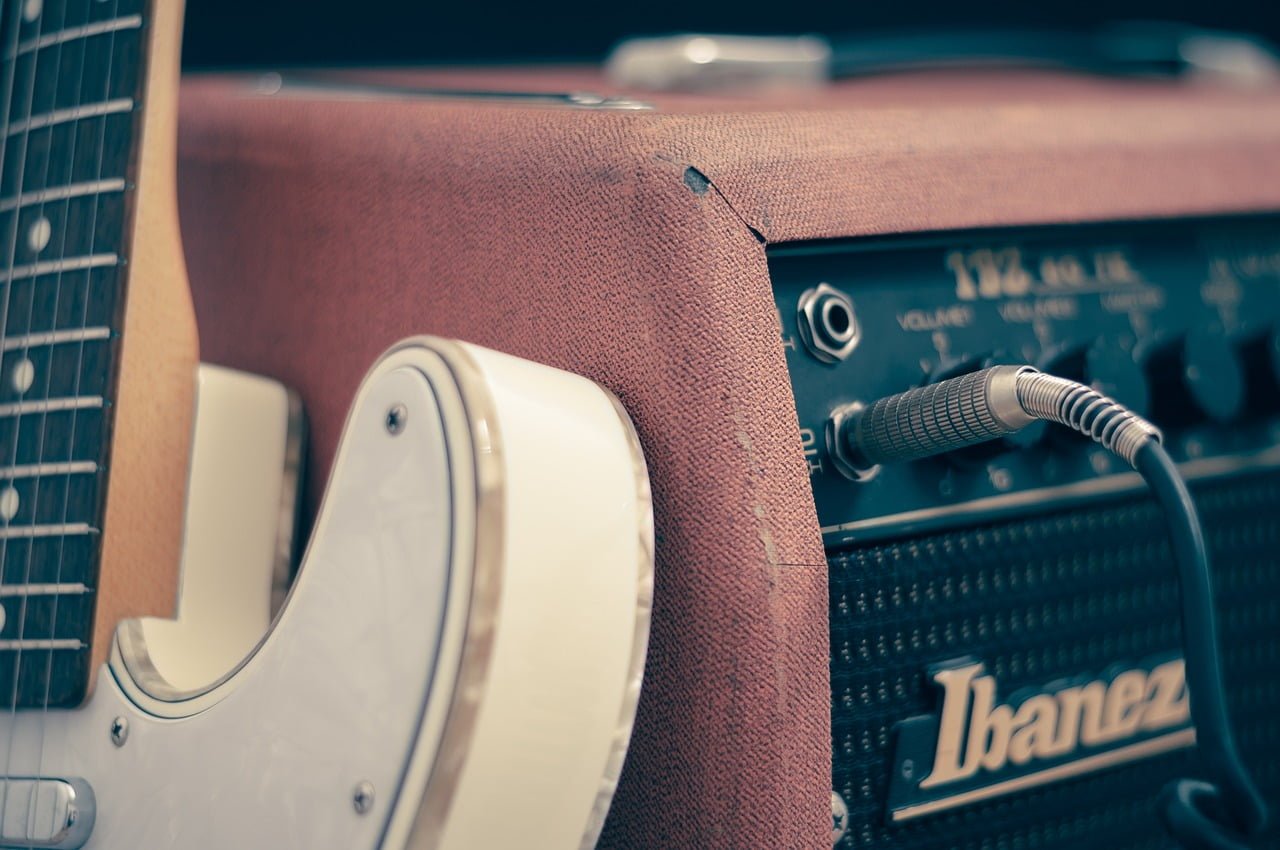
(181, 0), (1280, 69)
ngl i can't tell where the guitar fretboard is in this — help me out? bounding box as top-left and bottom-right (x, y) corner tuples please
(0, 0), (146, 707)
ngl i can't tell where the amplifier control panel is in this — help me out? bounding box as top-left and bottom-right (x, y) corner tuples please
(770, 216), (1280, 543)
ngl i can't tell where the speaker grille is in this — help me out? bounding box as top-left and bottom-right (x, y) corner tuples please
(831, 468), (1280, 849)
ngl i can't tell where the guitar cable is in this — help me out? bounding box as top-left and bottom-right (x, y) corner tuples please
(828, 365), (1269, 850)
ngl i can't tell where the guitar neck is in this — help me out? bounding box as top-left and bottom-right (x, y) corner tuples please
(0, 0), (196, 707)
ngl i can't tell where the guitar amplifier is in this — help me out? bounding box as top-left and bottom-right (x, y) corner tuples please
(175, 67), (1280, 849)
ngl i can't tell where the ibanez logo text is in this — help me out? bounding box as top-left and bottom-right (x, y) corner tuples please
(887, 656), (1195, 822)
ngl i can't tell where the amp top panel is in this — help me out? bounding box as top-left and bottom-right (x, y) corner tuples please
(770, 215), (1280, 544)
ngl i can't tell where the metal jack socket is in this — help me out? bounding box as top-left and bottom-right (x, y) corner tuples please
(826, 400), (881, 482)
(797, 283), (860, 363)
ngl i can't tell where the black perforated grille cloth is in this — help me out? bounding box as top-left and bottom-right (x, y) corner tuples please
(830, 469), (1280, 849)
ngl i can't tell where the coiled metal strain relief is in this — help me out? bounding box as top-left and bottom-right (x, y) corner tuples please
(1015, 371), (1162, 467)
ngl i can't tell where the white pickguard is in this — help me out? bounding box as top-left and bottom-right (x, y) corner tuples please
(0, 338), (652, 850)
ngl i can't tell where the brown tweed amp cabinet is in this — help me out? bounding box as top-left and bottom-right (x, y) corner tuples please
(176, 67), (1280, 849)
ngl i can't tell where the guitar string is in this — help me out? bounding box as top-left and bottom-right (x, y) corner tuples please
(9, 0), (90, 834)
(0, 0), (61, 829)
(0, 0), (24, 826)
(34, 0), (105, 828)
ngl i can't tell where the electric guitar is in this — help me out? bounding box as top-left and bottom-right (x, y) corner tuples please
(0, 1), (654, 848)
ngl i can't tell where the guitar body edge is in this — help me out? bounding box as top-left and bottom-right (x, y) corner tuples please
(0, 337), (652, 850)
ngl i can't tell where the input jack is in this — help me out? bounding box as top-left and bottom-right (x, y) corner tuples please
(797, 283), (860, 363)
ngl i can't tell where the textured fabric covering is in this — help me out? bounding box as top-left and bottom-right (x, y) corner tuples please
(175, 69), (1280, 849)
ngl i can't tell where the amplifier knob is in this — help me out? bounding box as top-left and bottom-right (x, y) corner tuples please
(1082, 339), (1150, 420)
(1239, 325), (1280, 415)
(925, 352), (989, 385)
(1138, 327), (1246, 426)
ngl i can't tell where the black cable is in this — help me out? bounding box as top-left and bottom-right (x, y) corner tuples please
(834, 365), (1270, 849)
(1135, 442), (1268, 850)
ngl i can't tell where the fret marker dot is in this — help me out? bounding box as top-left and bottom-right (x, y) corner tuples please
(22, 0), (40, 22)
(27, 217), (51, 254)
(0, 488), (18, 522)
(11, 359), (34, 394)
(0, 605), (6, 634)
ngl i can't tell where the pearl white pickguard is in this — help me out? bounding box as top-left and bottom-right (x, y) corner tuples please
(0, 338), (652, 850)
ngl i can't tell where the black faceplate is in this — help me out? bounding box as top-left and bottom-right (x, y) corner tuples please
(770, 215), (1280, 545)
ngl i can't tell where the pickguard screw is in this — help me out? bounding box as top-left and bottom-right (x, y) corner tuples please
(385, 404), (408, 435)
(109, 716), (128, 747)
(353, 780), (375, 814)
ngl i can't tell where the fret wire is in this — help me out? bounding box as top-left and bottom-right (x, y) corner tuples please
(7, 16), (143, 60)
(0, 461), (97, 479)
(0, 583), (86, 597)
(0, 523), (95, 540)
(4, 98), (133, 136)
(0, 178), (125, 213)
(0, 640), (81, 651)
(3, 253), (118, 281)
(0, 396), (104, 417)
(0, 327), (111, 351)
